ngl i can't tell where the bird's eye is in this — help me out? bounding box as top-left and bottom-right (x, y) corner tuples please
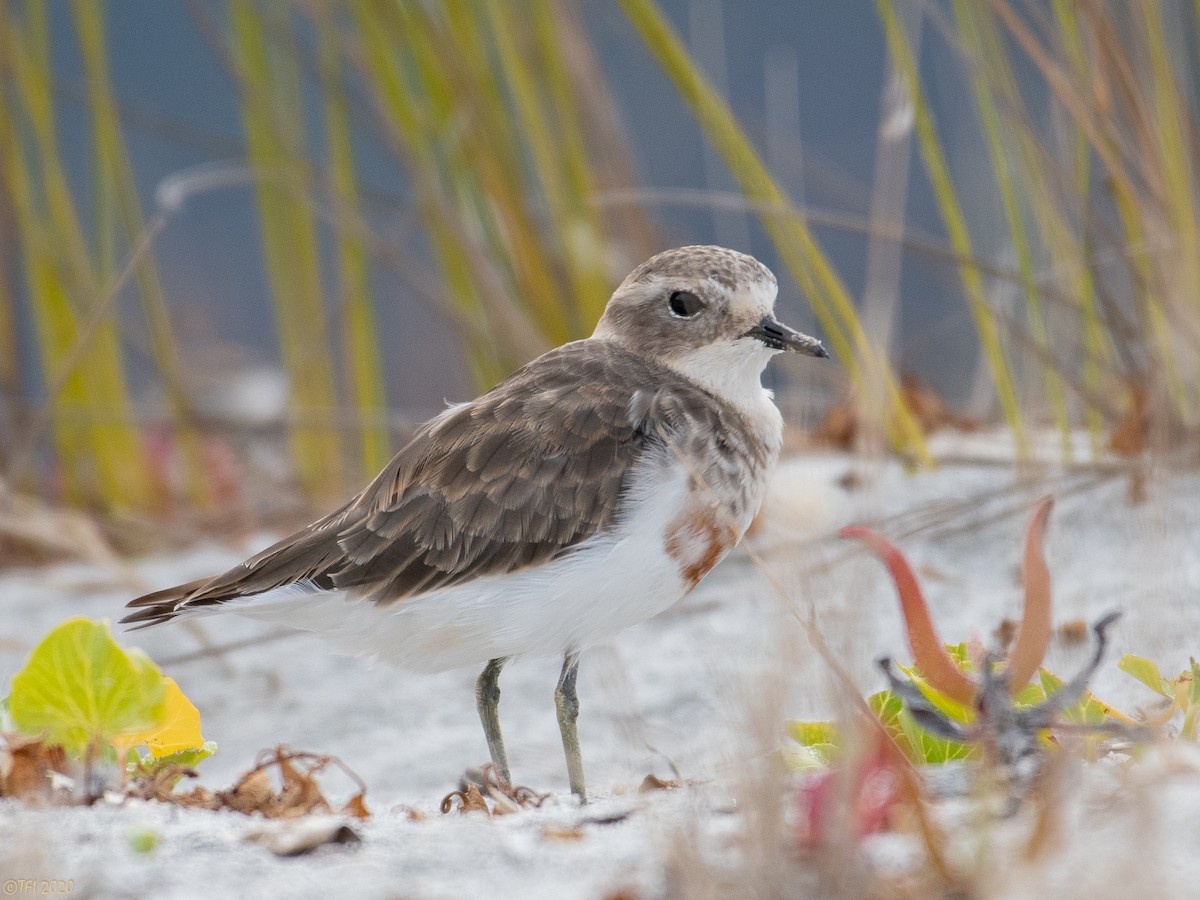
(668, 290), (704, 318)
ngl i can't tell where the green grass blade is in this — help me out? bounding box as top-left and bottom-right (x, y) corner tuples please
(429, 1), (574, 346)
(71, 0), (211, 507)
(1141, 0), (1200, 410)
(953, 1), (1071, 455)
(350, 1), (559, 384)
(485, 0), (609, 330)
(229, 0), (343, 499)
(5, 0), (156, 509)
(878, 0), (1027, 456)
(619, 0), (930, 462)
(531, 0), (611, 327)
(348, 2), (510, 386)
(315, 10), (390, 478)
(1049, 0), (1106, 452)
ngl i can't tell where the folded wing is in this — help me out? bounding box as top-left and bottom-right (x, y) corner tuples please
(122, 343), (680, 628)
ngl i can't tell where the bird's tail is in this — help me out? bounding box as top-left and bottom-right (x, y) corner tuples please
(120, 577), (215, 630)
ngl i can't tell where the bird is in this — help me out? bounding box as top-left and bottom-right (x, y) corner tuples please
(122, 245), (828, 801)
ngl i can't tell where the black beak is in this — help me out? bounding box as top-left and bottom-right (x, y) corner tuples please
(744, 316), (829, 357)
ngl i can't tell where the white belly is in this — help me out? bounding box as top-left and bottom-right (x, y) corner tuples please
(223, 461), (734, 671)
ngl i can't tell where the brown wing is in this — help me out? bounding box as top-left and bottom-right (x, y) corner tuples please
(123, 342), (681, 628)
(329, 343), (665, 600)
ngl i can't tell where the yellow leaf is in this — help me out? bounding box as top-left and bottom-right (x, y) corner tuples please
(123, 677), (205, 758)
(9, 617), (165, 755)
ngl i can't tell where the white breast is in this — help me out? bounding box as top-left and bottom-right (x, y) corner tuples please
(221, 458), (713, 672)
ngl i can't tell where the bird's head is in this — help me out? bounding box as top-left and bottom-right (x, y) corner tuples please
(592, 245), (827, 401)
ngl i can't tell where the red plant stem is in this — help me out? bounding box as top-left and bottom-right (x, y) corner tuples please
(841, 525), (978, 705)
(1004, 496), (1055, 692)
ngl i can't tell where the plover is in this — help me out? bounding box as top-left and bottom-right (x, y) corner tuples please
(123, 245), (827, 800)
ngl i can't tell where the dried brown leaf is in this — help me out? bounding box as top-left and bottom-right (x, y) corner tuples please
(1107, 386), (1150, 457)
(490, 793), (521, 815)
(0, 735), (59, 803)
(473, 764), (550, 810)
(126, 764), (201, 803)
(638, 774), (680, 793)
(274, 754), (331, 819)
(441, 783), (490, 815)
(817, 402), (857, 449)
(342, 792), (370, 820)
(171, 786), (220, 810)
(815, 378), (979, 450)
(1057, 619), (1089, 645)
(222, 768), (275, 815)
(541, 825), (585, 841)
(139, 746), (369, 820)
(993, 618), (1019, 650)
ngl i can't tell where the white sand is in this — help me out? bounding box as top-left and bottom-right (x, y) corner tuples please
(3, 446), (1200, 897)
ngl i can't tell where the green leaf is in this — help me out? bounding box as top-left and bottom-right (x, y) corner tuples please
(900, 713), (975, 764)
(895, 661), (974, 724)
(877, 663), (976, 764)
(869, 690), (916, 760)
(869, 689), (904, 731)
(785, 720), (840, 768)
(1119, 654), (1171, 697)
(129, 741), (218, 778)
(8, 617), (166, 757)
(1038, 668), (1109, 725)
(153, 741), (217, 771)
(887, 688), (974, 763)
(129, 827), (159, 854)
(782, 743), (840, 771)
(1013, 680), (1050, 707)
(869, 688), (973, 764)
(944, 642), (977, 673)
(1170, 661), (1200, 738)
(787, 720), (838, 747)
(1182, 705), (1200, 741)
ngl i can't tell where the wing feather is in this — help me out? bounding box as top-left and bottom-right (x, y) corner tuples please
(122, 342), (708, 625)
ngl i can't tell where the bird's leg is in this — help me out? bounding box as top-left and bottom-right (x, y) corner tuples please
(555, 651), (587, 802)
(475, 657), (510, 784)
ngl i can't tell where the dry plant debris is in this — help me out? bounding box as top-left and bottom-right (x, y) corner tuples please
(0, 478), (129, 571)
(637, 773), (682, 793)
(131, 746), (370, 820)
(1107, 385), (1152, 457)
(817, 376), (981, 449)
(0, 734), (67, 804)
(540, 825), (585, 842)
(440, 782), (490, 815)
(244, 818), (362, 857)
(440, 764), (549, 816)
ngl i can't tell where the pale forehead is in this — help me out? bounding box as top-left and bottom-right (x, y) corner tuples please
(620, 245), (777, 292)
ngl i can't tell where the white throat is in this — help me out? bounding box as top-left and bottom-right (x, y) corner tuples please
(663, 338), (779, 412)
